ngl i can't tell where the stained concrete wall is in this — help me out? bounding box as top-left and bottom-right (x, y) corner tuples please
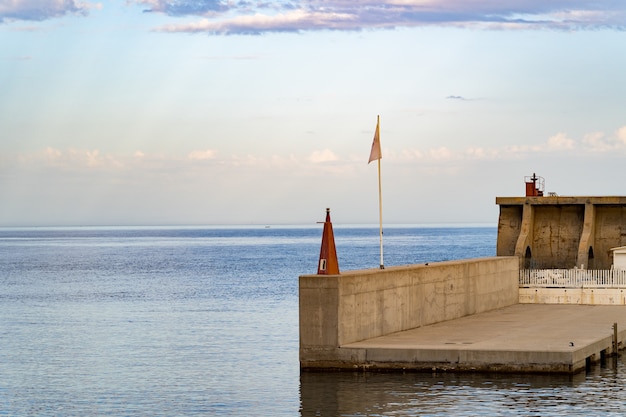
(532, 205), (584, 268)
(595, 206), (626, 268)
(300, 256), (519, 369)
(520, 288), (626, 305)
(496, 196), (626, 269)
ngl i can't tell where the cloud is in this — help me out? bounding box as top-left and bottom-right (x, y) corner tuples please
(188, 149), (217, 160)
(582, 127), (626, 152)
(309, 149), (339, 163)
(155, 9), (357, 34)
(617, 126), (626, 145)
(582, 131), (609, 152)
(546, 132), (574, 150)
(0, 0), (94, 23)
(446, 95), (484, 102)
(465, 147), (500, 160)
(136, 0), (228, 16)
(394, 126), (626, 164)
(6, 0), (625, 31)
(8, 127), (626, 179)
(12, 147), (127, 171)
(147, 0), (626, 34)
(428, 146), (453, 160)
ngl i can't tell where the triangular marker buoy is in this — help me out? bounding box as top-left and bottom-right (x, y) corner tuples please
(317, 208), (340, 275)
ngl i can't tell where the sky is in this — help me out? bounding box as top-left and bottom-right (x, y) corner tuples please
(1, 0), (626, 227)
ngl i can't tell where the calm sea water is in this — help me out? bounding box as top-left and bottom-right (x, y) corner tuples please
(0, 225), (624, 416)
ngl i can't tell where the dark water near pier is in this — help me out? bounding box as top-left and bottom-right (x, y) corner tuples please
(0, 225), (624, 416)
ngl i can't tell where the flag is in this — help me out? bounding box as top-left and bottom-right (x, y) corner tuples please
(368, 117), (381, 164)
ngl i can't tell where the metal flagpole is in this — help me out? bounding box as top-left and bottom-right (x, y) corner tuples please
(368, 114), (384, 269)
(376, 115), (384, 269)
(377, 151), (384, 269)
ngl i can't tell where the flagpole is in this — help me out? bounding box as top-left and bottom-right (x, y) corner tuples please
(376, 115), (384, 269)
(377, 150), (384, 269)
(368, 114), (384, 269)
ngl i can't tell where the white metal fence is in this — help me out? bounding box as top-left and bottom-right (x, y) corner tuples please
(520, 269), (626, 288)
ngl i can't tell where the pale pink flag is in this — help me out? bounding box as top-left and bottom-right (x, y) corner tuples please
(368, 118), (381, 164)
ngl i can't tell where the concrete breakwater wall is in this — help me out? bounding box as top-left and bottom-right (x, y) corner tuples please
(299, 256), (519, 370)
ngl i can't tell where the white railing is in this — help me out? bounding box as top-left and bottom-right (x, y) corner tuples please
(520, 269), (626, 288)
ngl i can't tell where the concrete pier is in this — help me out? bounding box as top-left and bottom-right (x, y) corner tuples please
(300, 193), (626, 374)
(299, 256), (626, 374)
(340, 304), (626, 373)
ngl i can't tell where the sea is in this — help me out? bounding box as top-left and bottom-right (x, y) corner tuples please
(1, 225), (624, 416)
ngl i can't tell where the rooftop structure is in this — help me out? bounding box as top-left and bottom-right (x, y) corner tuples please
(496, 175), (626, 269)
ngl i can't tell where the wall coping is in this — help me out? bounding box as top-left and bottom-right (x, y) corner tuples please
(496, 196), (626, 205)
(300, 256), (512, 279)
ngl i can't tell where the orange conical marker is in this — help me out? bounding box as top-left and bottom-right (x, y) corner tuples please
(317, 208), (340, 275)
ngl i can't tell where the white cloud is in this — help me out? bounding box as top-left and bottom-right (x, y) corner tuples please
(399, 149), (424, 161)
(5, 0), (625, 31)
(15, 147), (124, 170)
(546, 132), (575, 150)
(188, 149), (217, 160)
(309, 149), (339, 163)
(44, 146), (62, 160)
(391, 127), (626, 164)
(582, 131), (610, 152)
(617, 126), (626, 145)
(147, 0), (626, 34)
(581, 127), (626, 152)
(3, 130), (625, 226)
(0, 0), (93, 22)
(428, 147), (453, 160)
(231, 154), (265, 167)
(464, 147), (500, 160)
(155, 9), (356, 34)
(85, 149), (101, 167)
(6, 127), (626, 184)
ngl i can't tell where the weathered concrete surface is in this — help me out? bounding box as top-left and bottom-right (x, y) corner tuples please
(338, 304), (626, 373)
(496, 196), (626, 269)
(520, 287), (626, 305)
(300, 257), (519, 370)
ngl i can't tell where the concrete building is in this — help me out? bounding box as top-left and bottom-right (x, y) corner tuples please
(496, 196), (626, 269)
(496, 174), (626, 269)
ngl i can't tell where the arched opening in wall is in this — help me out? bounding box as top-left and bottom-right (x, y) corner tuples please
(588, 246), (595, 269)
(524, 246), (532, 269)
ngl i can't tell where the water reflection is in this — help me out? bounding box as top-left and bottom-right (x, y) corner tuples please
(300, 361), (624, 416)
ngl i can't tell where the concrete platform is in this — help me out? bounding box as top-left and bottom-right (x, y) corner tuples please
(340, 304), (626, 373)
